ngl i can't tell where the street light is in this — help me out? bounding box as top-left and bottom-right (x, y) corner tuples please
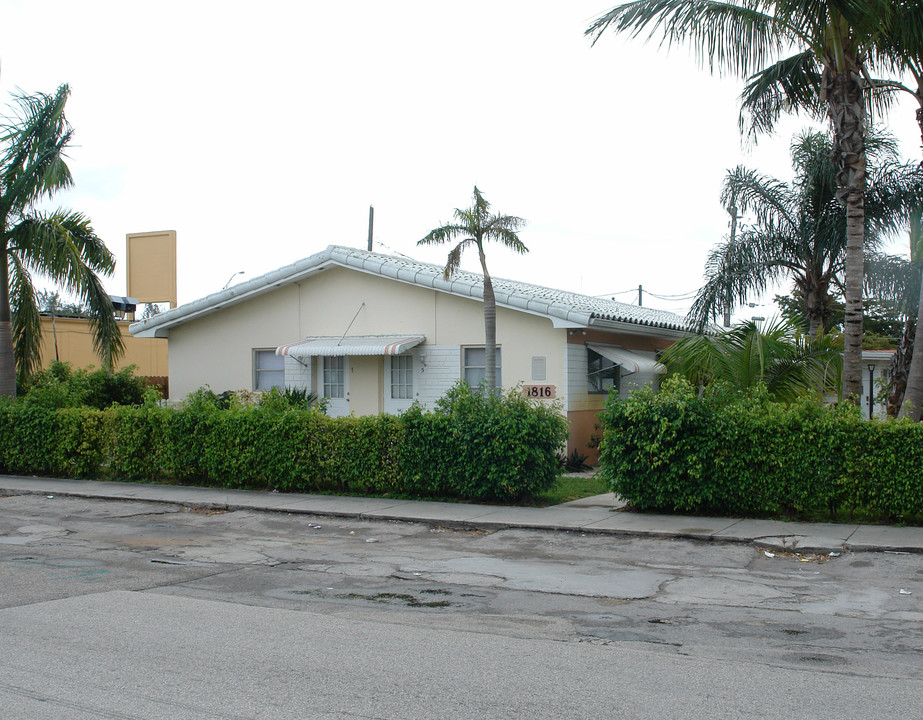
(867, 364), (876, 421)
(222, 271), (244, 290)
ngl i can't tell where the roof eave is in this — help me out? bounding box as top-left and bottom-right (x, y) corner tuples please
(588, 316), (693, 340)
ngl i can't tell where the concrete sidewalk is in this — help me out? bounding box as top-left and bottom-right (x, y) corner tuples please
(2, 474), (922, 554)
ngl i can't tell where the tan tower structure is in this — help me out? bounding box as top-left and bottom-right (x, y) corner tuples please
(126, 230), (178, 312)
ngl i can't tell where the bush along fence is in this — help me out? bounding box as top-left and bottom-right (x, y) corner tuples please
(0, 383), (568, 503)
(598, 376), (923, 521)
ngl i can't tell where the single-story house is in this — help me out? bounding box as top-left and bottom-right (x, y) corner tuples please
(130, 244), (694, 459)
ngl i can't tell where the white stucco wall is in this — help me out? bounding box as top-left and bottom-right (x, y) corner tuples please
(167, 285), (300, 399)
(166, 265), (567, 411)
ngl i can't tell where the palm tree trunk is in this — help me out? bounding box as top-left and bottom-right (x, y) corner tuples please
(804, 282), (824, 339)
(897, 88), (923, 419)
(0, 240), (15, 396)
(477, 245), (498, 395)
(826, 65), (867, 401)
(900, 279), (923, 420)
(888, 317), (914, 417)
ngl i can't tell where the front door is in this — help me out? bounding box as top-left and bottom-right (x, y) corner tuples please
(320, 356), (349, 417)
(383, 354), (414, 414)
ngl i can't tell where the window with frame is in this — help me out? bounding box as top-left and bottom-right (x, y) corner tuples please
(463, 347), (501, 389)
(391, 355), (413, 399)
(587, 348), (619, 394)
(322, 356), (345, 398)
(254, 349), (284, 391)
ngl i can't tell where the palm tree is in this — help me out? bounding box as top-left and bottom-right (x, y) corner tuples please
(418, 187), (527, 394)
(689, 130), (922, 337)
(660, 319), (842, 402)
(0, 85), (123, 395)
(861, 209), (922, 415)
(867, 5), (923, 418)
(587, 0), (892, 401)
(898, 207), (923, 418)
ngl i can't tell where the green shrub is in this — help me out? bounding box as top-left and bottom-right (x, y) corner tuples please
(598, 375), (922, 519)
(400, 383), (568, 501)
(21, 361), (158, 410)
(0, 382), (565, 503)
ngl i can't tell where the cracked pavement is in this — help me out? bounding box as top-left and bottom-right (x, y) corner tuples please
(1, 492), (922, 718)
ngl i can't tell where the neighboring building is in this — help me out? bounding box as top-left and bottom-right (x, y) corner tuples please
(861, 350), (893, 421)
(38, 314), (168, 390)
(130, 245), (693, 459)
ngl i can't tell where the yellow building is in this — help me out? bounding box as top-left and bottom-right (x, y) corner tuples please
(34, 230), (175, 388)
(39, 314), (168, 386)
(131, 245), (693, 460)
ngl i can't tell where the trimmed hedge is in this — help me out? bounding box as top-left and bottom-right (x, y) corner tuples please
(598, 376), (923, 519)
(0, 383), (566, 502)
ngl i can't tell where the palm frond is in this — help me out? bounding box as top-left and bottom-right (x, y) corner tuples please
(865, 250), (919, 313)
(444, 242), (468, 278)
(418, 223), (468, 247)
(489, 226), (529, 254)
(686, 228), (789, 331)
(864, 161), (923, 238)
(11, 211), (115, 290)
(418, 187), (528, 274)
(10, 210), (123, 370)
(586, 0), (784, 77)
(8, 254), (42, 385)
(662, 318), (842, 400)
(738, 52), (825, 137)
(722, 165), (797, 230)
(81, 270), (125, 371)
(0, 85), (74, 216)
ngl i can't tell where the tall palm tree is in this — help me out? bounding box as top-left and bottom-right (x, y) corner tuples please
(587, 0), (892, 401)
(418, 187), (527, 394)
(861, 208), (922, 415)
(0, 85), (123, 394)
(866, 4), (923, 418)
(660, 318), (843, 402)
(689, 130), (922, 337)
(898, 207), (923, 418)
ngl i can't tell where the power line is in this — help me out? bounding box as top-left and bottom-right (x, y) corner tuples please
(595, 287), (700, 301)
(645, 291), (699, 301)
(593, 288), (638, 298)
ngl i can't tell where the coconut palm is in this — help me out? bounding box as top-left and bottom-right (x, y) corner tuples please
(661, 318), (842, 402)
(587, 0), (892, 401)
(0, 85), (123, 394)
(418, 187), (527, 394)
(689, 130), (923, 337)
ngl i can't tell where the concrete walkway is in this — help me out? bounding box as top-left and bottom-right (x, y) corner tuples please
(2, 474), (922, 554)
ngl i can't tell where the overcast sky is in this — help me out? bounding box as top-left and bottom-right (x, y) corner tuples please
(3, 0), (921, 321)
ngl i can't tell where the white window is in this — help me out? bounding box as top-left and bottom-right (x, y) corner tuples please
(391, 355), (413, 399)
(463, 347), (501, 388)
(587, 348), (619, 394)
(254, 349), (284, 391)
(322, 356), (345, 398)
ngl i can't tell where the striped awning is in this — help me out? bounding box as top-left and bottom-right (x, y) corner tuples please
(276, 335), (425, 358)
(586, 343), (665, 376)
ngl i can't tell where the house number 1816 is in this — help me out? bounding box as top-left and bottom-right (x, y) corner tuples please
(523, 385), (555, 399)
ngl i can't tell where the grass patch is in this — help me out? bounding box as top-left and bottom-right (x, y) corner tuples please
(527, 472), (607, 507)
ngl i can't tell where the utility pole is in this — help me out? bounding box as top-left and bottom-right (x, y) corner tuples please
(367, 206), (374, 252)
(723, 202), (738, 327)
(638, 285), (643, 307)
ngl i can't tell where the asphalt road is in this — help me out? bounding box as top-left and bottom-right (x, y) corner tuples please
(1, 493), (921, 719)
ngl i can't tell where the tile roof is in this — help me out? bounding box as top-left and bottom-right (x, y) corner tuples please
(131, 245), (694, 337)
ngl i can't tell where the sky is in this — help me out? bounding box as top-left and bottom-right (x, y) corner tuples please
(2, 0), (922, 323)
